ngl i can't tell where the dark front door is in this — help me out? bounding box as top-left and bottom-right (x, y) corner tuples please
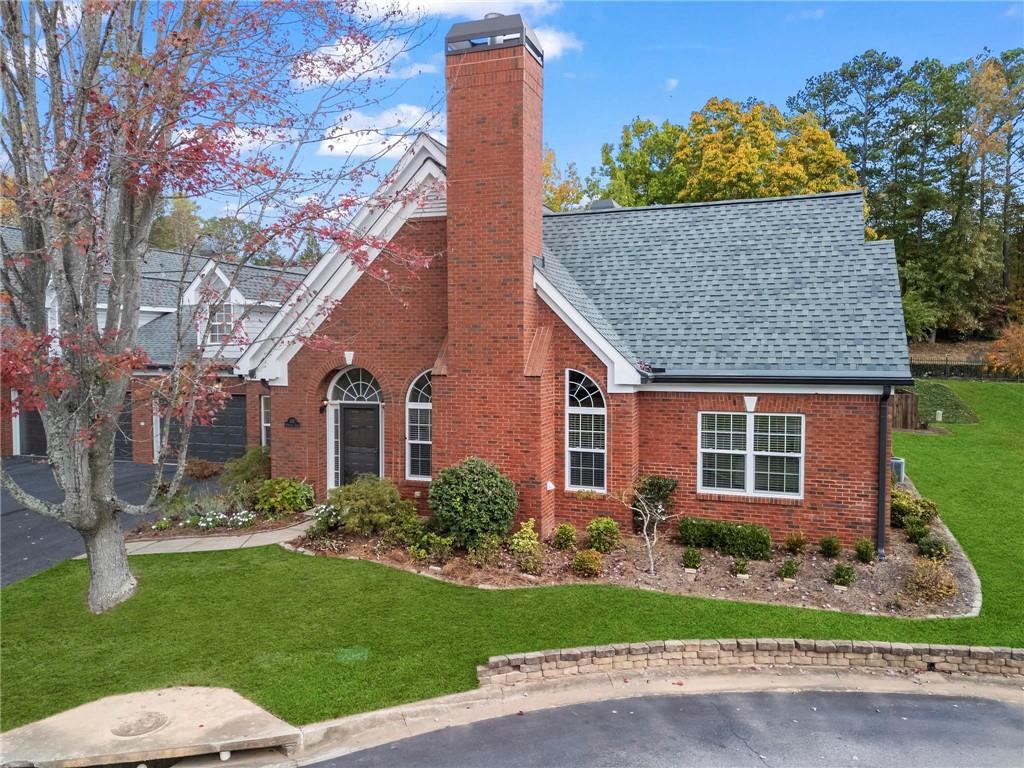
(341, 405), (380, 483)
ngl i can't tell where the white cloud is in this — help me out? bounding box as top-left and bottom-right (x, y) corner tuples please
(293, 36), (437, 91)
(786, 7), (826, 21)
(533, 27), (582, 59)
(362, 0), (561, 19)
(318, 104), (445, 158)
(665, 78), (679, 93)
(1004, 4), (1021, 17)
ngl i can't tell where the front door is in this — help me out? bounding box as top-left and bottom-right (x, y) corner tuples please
(337, 405), (380, 484)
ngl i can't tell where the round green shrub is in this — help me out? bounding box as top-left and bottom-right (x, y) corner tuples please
(830, 563), (856, 587)
(777, 558), (801, 579)
(571, 549), (603, 577)
(917, 535), (949, 560)
(854, 538), (876, 564)
(586, 517), (620, 553)
(428, 457), (517, 548)
(681, 547), (702, 569)
(819, 536), (841, 559)
(552, 523), (577, 551)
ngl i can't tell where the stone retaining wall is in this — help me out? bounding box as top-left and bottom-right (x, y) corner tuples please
(477, 640), (1024, 686)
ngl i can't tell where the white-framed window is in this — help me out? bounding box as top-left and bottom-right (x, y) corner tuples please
(566, 369), (606, 491)
(260, 395), (271, 447)
(406, 371), (432, 480)
(207, 303), (235, 345)
(698, 412), (804, 498)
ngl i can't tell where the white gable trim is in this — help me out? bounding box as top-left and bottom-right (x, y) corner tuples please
(182, 260), (246, 306)
(533, 269), (642, 393)
(235, 135), (448, 384)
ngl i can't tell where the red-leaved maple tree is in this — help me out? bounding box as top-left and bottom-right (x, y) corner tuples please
(1, 0), (438, 612)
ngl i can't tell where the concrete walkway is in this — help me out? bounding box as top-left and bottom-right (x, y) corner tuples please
(0, 687), (300, 767)
(71, 518), (314, 559)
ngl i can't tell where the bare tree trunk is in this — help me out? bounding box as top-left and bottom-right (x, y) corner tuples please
(82, 510), (137, 613)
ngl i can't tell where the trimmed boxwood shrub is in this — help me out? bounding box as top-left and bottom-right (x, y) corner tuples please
(571, 549), (603, 577)
(854, 538), (876, 564)
(677, 517), (772, 560)
(428, 457), (517, 548)
(819, 536), (841, 559)
(552, 523), (577, 551)
(917, 535), (949, 560)
(681, 547), (702, 569)
(586, 517), (620, 553)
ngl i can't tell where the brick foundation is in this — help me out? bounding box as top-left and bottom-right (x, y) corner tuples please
(477, 639), (1024, 686)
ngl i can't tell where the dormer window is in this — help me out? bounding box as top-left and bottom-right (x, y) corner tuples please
(207, 304), (235, 345)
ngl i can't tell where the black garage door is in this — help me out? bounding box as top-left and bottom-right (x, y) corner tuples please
(169, 394), (247, 462)
(19, 402), (132, 460)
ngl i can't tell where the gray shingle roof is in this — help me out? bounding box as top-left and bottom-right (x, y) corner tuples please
(1, 226), (311, 366)
(539, 191), (911, 382)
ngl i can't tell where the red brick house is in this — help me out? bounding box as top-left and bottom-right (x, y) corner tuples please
(235, 14), (912, 553)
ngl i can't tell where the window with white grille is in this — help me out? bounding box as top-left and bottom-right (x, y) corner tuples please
(406, 371), (432, 480)
(566, 370), (606, 491)
(698, 411), (804, 497)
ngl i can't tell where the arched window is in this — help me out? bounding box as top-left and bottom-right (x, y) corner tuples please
(406, 371), (432, 480)
(566, 369), (606, 491)
(330, 368), (382, 403)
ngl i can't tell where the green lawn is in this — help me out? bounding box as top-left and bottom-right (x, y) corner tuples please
(1, 381), (1021, 731)
(912, 379), (978, 424)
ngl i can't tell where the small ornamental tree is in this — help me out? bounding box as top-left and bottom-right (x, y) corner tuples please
(0, 0), (435, 612)
(620, 474), (682, 575)
(986, 324), (1024, 377)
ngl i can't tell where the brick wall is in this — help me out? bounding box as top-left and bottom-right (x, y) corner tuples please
(272, 217), (448, 502)
(638, 390), (888, 546)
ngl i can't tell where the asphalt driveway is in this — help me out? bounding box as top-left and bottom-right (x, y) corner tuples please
(0, 456), (201, 586)
(317, 691), (1024, 768)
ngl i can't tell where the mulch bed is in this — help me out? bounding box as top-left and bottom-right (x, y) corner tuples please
(294, 518), (977, 619)
(127, 512), (306, 540)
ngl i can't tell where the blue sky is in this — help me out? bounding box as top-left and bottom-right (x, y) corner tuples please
(202, 1), (1023, 218)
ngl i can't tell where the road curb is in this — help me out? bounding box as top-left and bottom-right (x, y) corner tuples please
(287, 666), (1024, 766)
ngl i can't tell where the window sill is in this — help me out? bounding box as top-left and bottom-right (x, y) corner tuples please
(696, 491), (803, 506)
(405, 477), (432, 484)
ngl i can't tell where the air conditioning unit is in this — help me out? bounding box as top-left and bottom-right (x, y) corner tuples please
(891, 457), (906, 484)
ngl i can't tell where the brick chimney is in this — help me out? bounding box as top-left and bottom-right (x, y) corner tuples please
(434, 14), (547, 511)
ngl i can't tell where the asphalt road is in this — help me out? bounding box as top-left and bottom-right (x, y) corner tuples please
(314, 691), (1024, 768)
(0, 456), (189, 585)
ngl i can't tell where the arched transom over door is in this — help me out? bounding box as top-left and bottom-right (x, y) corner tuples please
(326, 368), (383, 488)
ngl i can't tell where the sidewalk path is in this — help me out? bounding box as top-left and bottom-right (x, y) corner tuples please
(74, 518), (314, 559)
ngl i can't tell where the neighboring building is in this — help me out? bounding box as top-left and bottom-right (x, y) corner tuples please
(2, 14), (911, 549)
(0, 227), (308, 463)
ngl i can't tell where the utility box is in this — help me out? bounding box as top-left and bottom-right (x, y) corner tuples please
(891, 457), (906, 484)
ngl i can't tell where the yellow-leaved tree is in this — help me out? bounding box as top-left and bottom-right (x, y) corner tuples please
(674, 97), (859, 202)
(542, 146), (585, 211)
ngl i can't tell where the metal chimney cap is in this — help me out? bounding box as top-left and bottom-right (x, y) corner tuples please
(445, 13), (544, 64)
